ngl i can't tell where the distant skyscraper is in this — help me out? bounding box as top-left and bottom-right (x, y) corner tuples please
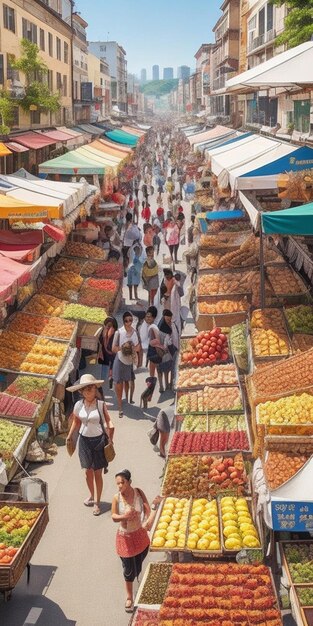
(163, 67), (174, 79)
(140, 68), (147, 83)
(152, 64), (159, 81)
(177, 65), (190, 80)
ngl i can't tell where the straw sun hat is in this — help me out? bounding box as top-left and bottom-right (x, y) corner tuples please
(66, 374), (104, 392)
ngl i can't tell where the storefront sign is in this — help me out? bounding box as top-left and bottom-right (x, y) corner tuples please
(271, 501), (313, 532)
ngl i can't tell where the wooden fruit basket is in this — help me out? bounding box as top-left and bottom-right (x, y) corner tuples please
(0, 501), (48, 594)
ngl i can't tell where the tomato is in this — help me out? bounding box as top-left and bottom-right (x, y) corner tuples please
(204, 332), (210, 340)
(182, 353), (189, 362)
(216, 345), (222, 352)
(0, 551), (5, 559)
(198, 331), (205, 339)
(202, 351), (208, 359)
(214, 327), (222, 335)
(0, 544), (6, 550)
(215, 352), (221, 361)
(221, 352), (228, 361)
(0, 555), (12, 564)
(6, 548), (18, 557)
(191, 338), (198, 348)
(219, 333), (227, 342)
(187, 353), (194, 361)
(197, 349), (203, 356)
(204, 358), (210, 365)
(198, 358), (204, 365)
(217, 338), (223, 346)
(209, 330), (215, 338)
(208, 347), (215, 355)
(209, 354), (216, 361)
(192, 358), (198, 366)
(201, 338), (207, 346)
(210, 339), (217, 346)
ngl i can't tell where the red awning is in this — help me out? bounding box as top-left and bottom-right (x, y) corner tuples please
(0, 230), (43, 245)
(12, 132), (56, 149)
(43, 224), (65, 241)
(5, 141), (29, 153)
(0, 246), (39, 262)
(0, 257), (31, 301)
(35, 129), (74, 143)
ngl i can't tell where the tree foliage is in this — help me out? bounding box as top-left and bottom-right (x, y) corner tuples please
(270, 0), (313, 47)
(0, 91), (14, 135)
(10, 38), (61, 113)
(140, 79), (178, 97)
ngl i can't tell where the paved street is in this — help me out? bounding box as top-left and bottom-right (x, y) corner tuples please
(0, 192), (192, 626)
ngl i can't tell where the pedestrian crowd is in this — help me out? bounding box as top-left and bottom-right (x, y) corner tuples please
(66, 124), (194, 613)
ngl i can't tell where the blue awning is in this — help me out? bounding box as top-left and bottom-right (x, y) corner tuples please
(241, 146), (313, 178)
(205, 209), (245, 220)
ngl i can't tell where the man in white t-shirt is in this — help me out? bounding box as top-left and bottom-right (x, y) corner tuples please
(122, 212), (142, 275)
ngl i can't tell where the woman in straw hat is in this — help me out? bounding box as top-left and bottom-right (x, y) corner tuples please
(66, 374), (114, 516)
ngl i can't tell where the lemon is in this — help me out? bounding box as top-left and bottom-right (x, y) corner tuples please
(209, 540), (220, 550)
(226, 533), (241, 543)
(197, 537), (209, 550)
(222, 512), (238, 522)
(187, 538), (197, 549)
(237, 516), (252, 525)
(164, 502), (174, 510)
(193, 506), (204, 516)
(199, 520), (209, 530)
(188, 532), (199, 542)
(208, 526), (219, 536)
(160, 515), (172, 524)
(158, 521), (168, 530)
(152, 536), (165, 548)
(172, 513), (182, 521)
(164, 539), (176, 548)
(222, 505), (236, 513)
(190, 514), (201, 523)
(169, 520), (180, 529)
(203, 532), (217, 543)
(177, 539), (185, 548)
(195, 528), (206, 538)
(165, 532), (176, 541)
(242, 535), (260, 548)
(240, 523), (256, 533)
(225, 537), (242, 550)
(154, 529), (167, 538)
(223, 525), (239, 538)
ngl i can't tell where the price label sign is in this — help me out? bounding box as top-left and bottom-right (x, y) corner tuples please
(271, 501), (313, 532)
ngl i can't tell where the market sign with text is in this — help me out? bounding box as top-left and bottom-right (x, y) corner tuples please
(272, 501), (313, 532)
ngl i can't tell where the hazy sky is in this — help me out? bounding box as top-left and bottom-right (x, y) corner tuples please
(75, 0), (221, 77)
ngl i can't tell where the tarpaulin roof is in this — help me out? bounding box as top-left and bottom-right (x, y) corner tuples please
(0, 256), (31, 301)
(192, 129), (235, 150)
(98, 137), (131, 153)
(188, 125), (233, 146)
(91, 139), (128, 158)
(39, 150), (106, 175)
(5, 142), (29, 153)
(0, 194), (57, 220)
(76, 144), (121, 166)
(121, 125), (145, 136)
(0, 230), (43, 245)
(104, 129), (138, 146)
(231, 142), (298, 190)
(35, 129), (74, 142)
(226, 41), (313, 92)
(0, 175), (89, 215)
(0, 243), (40, 262)
(76, 123), (104, 136)
(57, 126), (83, 138)
(262, 202), (313, 236)
(203, 132), (253, 155)
(238, 145), (313, 185)
(12, 132), (56, 149)
(0, 143), (12, 157)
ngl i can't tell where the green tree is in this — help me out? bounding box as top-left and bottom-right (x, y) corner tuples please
(270, 0), (313, 47)
(0, 91), (14, 135)
(10, 38), (60, 114)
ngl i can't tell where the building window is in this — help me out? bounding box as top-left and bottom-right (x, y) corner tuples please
(100, 78), (103, 86)
(74, 80), (78, 99)
(294, 100), (310, 134)
(12, 106), (19, 127)
(48, 33), (53, 57)
(56, 72), (62, 91)
(258, 8), (265, 37)
(267, 3), (274, 31)
(22, 19), (37, 43)
(63, 75), (67, 97)
(47, 70), (53, 90)
(3, 4), (15, 33)
(56, 37), (61, 61)
(39, 28), (45, 51)
(30, 110), (41, 125)
(64, 42), (69, 64)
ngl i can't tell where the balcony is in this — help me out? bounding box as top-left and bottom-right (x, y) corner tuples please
(75, 30), (87, 44)
(248, 29), (276, 53)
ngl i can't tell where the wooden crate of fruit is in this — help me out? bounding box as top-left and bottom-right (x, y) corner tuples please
(175, 384), (244, 415)
(161, 453), (250, 499)
(171, 415), (252, 456)
(186, 496), (222, 557)
(294, 586), (313, 626)
(280, 541), (313, 588)
(0, 501), (49, 592)
(263, 451), (312, 492)
(218, 495), (263, 556)
(134, 562), (172, 608)
(150, 496), (191, 552)
(175, 362), (238, 391)
(129, 607), (160, 626)
(254, 389), (313, 437)
(178, 330), (230, 369)
(249, 308), (292, 364)
(196, 295), (250, 332)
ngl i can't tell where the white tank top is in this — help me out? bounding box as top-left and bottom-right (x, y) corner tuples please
(75, 399), (104, 438)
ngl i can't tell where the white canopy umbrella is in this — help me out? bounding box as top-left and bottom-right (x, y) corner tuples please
(226, 41), (313, 92)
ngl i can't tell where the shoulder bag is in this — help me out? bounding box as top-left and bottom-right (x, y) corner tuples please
(98, 400), (116, 463)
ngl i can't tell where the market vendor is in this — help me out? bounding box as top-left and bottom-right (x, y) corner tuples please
(76, 216), (100, 243)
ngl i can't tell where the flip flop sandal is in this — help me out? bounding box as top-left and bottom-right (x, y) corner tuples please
(125, 599), (133, 613)
(119, 411), (123, 418)
(93, 506), (101, 516)
(84, 498), (94, 507)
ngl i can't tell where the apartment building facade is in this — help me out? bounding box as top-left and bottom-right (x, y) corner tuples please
(88, 41), (127, 112)
(0, 0), (73, 130)
(194, 43), (213, 112)
(72, 11), (89, 123)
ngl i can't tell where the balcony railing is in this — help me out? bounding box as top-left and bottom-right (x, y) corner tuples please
(248, 29), (276, 52)
(212, 76), (226, 91)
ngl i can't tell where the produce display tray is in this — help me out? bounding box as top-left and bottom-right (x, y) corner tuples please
(218, 495), (263, 557)
(129, 607), (160, 626)
(175, 385), (244, 416)
(149, 497), (192, 553)
(134, 561), (172, 608)
(0, 501), (49, 592)
(161, 452), (251, 499)
(262, 452), (313, 494)
(7, 312), (78, 346)
(6, 426), (33, 482)
(196, 310), (248, 332)
(173, 412), (252, 455)
(175, 362), (239, 391)
(0, 337), (71, 380)
(280, 541), (313, 588)
(255, 400), (313, 437)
